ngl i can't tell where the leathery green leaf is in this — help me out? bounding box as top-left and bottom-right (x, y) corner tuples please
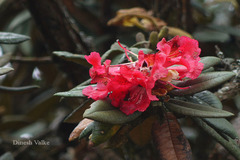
(101, 47), (124, 64)
(0, 67), (13, 75)
(54, 90), (85, 97)
(89, 122), (120, 146)
(79, 121), (120, 146)
(200, 56), (221, 71)
(83, 100), (141, 124)
(194, 90), (223, 109)
(79, 121), (95, 140)
(0, 53), (12, 67)
(0, 32), (30, 44)
(54, 85), (96, 98)
(53, 51), (91, 67)
(192, 91), (238, 140)
(193, 118), (240, 160)
(203, 118), (238, 139)
(165, 99), (234, 118)
(170, 72), (235, 96)
(202, 67), (214, 73)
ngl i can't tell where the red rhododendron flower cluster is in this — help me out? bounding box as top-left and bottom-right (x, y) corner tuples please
(83, 36), (204, 115)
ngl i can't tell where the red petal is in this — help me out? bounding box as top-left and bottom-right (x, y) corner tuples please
(120, 86), (151, 115)
(85, 52), (102, 67)
(82, 83), (108, 100)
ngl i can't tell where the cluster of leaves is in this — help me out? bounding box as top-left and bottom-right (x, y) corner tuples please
(0, 0), (240, 160)
(54, 28), (240, 159)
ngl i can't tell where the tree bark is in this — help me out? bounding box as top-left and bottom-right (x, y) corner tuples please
(25, 0), (90, 85)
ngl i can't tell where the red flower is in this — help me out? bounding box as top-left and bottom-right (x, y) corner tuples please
(157, 36), (204, 79)
(83, 36), (203, 115)
(84, 52), (118, 84)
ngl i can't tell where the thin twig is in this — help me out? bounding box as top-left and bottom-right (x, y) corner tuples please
(10, 56), (52, 64)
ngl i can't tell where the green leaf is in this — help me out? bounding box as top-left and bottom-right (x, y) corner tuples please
(203, 118), (238, 139)
(128, 47), (152, 62)
(110, 41), (126, 50)
(193, 118), (240, 160)
(202, 67), (214, 73)
(0, 152), (14, 160)
(83, 100), (141, 124)
(79, 121), (95, 140)
(200, 56), (221, 71)
(194, 90), (223, 109)
(191, 91), (238, 140)
(0, 67), (13, 75)
(0, 53), (12, 67)
(165, 99), (234, 117)
(53, 51), (91, 67)
(101, 46), (140, 65)
(129, 47), (152, 55)
(89, 122), (120, 146)
(101, 43), (124, 64)
(207, 24), (240, 37)
(0, 32), (30, 44)
(170, 72), (235, 96)
(54, 90), (85, 97)
(0, 85), (39, 94)
(110, 52), (125, 65)
(193, 28), (230, 42)
(64, 99), (93, 123)
(101, 42), (126, 64)
(79, 121), (120, 146)
(54, 85), (95, 98)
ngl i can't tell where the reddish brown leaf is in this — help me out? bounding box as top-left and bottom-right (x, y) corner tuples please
(152, 112), (192, 160)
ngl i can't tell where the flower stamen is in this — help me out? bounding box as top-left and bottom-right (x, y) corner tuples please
(167, 82), (190, 89)
(117, 40), (138, 62)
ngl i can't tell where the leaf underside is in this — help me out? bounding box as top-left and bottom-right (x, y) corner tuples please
(152, 112), (192, 160)
(0, 32), (30, 44)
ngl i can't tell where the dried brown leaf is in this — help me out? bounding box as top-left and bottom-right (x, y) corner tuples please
(69, 118), (93, 141)
(107, 7), (166, 31)
(152, 112), (192, 160)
